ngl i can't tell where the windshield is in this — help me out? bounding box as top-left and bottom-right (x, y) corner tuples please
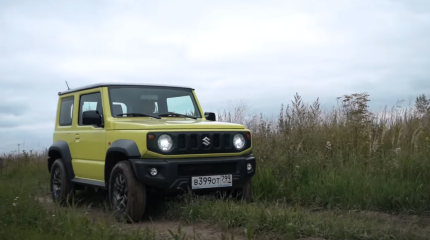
(108, 86), (202, 118)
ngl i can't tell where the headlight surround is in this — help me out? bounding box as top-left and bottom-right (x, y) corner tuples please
(158, 134), (173, 151)
(233, 133), (245, 150)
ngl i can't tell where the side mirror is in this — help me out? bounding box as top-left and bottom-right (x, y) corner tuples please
(204, 112), (216, 121)
(82, 110), (102, 125)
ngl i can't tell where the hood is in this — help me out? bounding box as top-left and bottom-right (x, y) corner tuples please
(111, 118), (245, 130)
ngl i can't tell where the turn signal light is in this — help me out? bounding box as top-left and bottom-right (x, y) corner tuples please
(148, 134), (155, 140)
(246, 132), (251, 139)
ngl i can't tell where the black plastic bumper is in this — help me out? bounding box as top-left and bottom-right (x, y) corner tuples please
(128, 154), (256, 193)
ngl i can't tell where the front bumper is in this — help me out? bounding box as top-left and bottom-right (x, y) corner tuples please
(128, 154), (256, 193)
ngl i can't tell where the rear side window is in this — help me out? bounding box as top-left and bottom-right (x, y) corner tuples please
(59, 97), (74, 126)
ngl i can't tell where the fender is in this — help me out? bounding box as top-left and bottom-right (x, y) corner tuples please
(106, 139), (141, 158)
(48, 140), (75, 180)
(105, 139), (142, 183)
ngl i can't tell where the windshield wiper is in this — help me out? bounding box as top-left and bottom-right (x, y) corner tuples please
(158, 112), (197, 119)
(116, 113), (161, 119)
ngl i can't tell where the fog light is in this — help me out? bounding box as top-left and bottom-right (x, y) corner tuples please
(247, 163), (252, 171)
(150, 168), (158, 176)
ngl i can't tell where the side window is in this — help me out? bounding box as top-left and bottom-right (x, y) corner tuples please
(59, 97), (74, 126)
(79, 92), (103, 125)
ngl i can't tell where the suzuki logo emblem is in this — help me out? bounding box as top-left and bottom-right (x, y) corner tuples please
(202, 136), (210, 146)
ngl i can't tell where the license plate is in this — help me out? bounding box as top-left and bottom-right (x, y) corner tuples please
(191, 174), (232, 189)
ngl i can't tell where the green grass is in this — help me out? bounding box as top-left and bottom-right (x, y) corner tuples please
(166, 197), (430, 240)
(0, 160), (169, 240)
(2, 159), (430, 240)
(249, 153), (430, 214)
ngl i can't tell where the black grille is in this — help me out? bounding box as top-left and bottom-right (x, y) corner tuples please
(178, 162), (236, 176)
(224, 134), (230, 149)
(146, 131), (251, 155)
(178, 134), (186, 149)
(214, 134), (220, 148)
(190, 134), (198, 148)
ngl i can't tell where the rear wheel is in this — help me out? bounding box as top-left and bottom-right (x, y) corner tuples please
(50, 159), (74, 205)
(109, 161), (146, 223)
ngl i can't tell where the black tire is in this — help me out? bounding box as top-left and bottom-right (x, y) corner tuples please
(50, 159), (74, 205)
(109, 161), (146, 223)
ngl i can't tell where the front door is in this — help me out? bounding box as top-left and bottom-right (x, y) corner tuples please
(70, 89), (106, 182)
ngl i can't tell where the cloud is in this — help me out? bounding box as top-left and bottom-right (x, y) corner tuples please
(1, 0), (430, 152)
(0, 124), (53, 153)
(0, 101), (30, 117)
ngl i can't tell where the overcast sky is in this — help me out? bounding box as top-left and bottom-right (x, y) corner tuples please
(1, 0), (430, 153)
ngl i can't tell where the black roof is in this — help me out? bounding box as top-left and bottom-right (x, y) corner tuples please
(58, 82), (194, 96)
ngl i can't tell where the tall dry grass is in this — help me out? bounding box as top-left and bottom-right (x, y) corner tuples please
(218, 93), (430, 214)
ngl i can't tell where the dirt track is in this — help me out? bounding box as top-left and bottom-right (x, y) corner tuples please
(35, 189), (430, 240)
(35, 191), (247, 240)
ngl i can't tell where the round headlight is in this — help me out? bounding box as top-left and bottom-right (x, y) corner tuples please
(158, 134), (173, 151)
(233, 133), (245, 150)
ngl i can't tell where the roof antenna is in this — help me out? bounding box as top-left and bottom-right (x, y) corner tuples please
(65, 81), (70, 90)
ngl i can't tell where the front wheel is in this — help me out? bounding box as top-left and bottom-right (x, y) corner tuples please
(109, 161), (146, 223)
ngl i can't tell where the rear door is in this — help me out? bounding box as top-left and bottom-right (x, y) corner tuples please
(53, 95), (75, 159)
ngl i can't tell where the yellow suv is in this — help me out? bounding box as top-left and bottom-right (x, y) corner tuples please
(48, 83), (256, 222)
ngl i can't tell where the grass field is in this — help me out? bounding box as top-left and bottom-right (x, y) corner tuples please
(1, 93), (430, 239)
